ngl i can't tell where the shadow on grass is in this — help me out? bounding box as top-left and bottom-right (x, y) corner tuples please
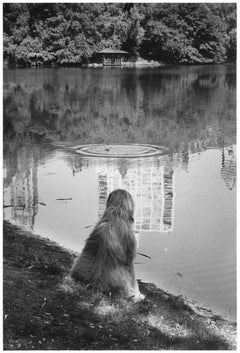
(3, 221), (236, 350)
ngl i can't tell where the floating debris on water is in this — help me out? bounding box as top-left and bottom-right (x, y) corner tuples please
(175, 272), (184, 279)
(137, 252), (152, 259)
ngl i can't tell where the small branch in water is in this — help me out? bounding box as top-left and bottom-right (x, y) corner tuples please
(137, 252), (152, 259)
(175, 272), (184, 279)
(33, 201), (46, 207)
(84, 225), (93, 229)
(56, 198), (72, 201)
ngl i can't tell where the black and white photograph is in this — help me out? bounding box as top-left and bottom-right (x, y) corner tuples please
(3, 1), (237, 350)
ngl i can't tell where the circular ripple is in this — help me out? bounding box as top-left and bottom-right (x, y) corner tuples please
(73, 144), (167, 158)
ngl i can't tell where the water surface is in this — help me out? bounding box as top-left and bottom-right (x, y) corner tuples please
(3, 65), (236, 320)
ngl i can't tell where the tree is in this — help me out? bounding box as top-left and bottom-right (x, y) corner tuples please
(121, 5), (145, 56)
(3, 3), (236, 66)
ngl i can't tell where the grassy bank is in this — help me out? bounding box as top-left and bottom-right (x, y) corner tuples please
(3, 221), (236, 350)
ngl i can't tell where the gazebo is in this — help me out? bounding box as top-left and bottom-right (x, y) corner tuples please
(96, 49), (129, 66)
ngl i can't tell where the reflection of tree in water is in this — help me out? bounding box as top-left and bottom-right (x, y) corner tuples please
(225, 72), (236, 91)
(4, 85), (31, 134)
(193, 74), (219, 91)
(221, 146), (236, 190)
(138, 66), (236, 150)
(3, 66), (236, 151)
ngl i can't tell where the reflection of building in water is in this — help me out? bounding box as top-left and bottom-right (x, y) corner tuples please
(3, 148), (38, 230)
(221, 146), (236, 191)
(96, 158), (175, 233)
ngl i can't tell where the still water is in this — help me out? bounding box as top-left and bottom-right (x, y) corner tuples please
(3, 65), (236, 320)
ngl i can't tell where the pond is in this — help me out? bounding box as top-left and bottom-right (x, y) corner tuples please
(3, 65), (236, 321)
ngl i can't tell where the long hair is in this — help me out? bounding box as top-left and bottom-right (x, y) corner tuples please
(71, 189), (141, 298)
(104, 189), (135, 223)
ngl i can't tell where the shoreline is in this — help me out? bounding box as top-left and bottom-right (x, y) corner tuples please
(4, 60), (236, 70)
(3, 220), (236, 350)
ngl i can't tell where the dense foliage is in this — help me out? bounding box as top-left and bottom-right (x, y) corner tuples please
(3, 3), (236, 66)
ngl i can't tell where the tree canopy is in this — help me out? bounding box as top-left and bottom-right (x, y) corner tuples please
(3, 3), (236, 66)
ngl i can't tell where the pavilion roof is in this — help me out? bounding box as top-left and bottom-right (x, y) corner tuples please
(97, 49), (128, 54)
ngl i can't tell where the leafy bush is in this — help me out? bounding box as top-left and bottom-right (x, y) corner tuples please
(3, 3), (236, 66)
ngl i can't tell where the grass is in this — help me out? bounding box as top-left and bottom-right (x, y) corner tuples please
(3, 221), (237, 350)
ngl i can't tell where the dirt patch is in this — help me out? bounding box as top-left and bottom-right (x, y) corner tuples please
(3, 221), (236, 350)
